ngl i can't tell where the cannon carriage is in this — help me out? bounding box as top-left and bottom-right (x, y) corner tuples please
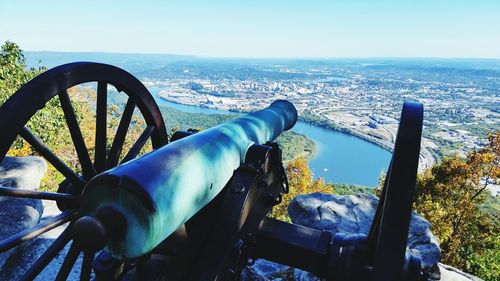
(0, 62), (425, 281)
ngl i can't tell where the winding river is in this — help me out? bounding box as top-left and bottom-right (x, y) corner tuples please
(154, 97), (391, 187)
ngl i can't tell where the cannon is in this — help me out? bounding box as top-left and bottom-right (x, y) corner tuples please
(0, 62), (425, 281)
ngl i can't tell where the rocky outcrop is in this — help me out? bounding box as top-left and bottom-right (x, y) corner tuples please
(288, 192), (441, 275)
(0, 156), (46, 276)
(438, 263), (483, 281)
(246, 192), (482, 281)
(0, 157), (84, 280)
(249, 259), (290, 280)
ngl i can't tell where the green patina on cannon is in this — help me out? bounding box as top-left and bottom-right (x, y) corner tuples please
(80, 100), (297, 258)
(0, 62), (426, 281)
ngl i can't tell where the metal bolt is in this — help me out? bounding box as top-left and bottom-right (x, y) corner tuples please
(232, 183), (245, 193)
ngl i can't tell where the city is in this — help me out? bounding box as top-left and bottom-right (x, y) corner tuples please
(137, 58), (500, 170)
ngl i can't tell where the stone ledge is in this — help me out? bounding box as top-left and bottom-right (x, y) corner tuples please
(245, 192), (481, 281)
(0, 156), (46, 278)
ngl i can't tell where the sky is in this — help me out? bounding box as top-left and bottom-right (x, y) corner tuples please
(1, 0), (499, 59)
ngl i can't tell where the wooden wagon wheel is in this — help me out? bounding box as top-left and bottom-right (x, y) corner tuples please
(0, 62), (168, 280)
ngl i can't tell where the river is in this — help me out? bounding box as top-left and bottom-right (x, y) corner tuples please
(154, 97), (391, 187)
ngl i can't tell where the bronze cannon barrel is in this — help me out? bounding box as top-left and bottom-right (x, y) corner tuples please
(79, 100), (297, 258)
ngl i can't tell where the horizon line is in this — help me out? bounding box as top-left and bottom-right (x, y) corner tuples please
(24, 49), (500, 61)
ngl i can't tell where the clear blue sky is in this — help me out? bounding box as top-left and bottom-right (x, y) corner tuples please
(1, 0), (499, 58)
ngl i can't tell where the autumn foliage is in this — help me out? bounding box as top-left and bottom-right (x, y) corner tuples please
(269, 157), (332, 221)
(1, 42), (151, 191)
(413, 132), (499, 280)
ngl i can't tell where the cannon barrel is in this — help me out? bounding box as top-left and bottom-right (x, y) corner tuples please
(79, 100), (297, 258)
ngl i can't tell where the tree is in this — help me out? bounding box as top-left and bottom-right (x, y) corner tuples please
(1, 41), (150, 191)
(270, 157), (332, 222)
(0, 41), (46, 104)
(412, 132), (499, 280)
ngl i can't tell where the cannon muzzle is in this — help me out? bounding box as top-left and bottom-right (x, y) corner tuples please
(79, 100), (297, 258)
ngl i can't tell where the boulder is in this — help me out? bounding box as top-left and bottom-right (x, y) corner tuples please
(0, 156), (47, 193)
(290, 264), (484, 281)
(0, 156), (46, 277)
(288, 192), (441, 276)
(244, 259), (289, 281)
(241, 266), (272, 281)
(0, 156), (83, 280)
(293, 268), (322, 281)
(243, 192), (485, 281)
(438, 263), (483, 281)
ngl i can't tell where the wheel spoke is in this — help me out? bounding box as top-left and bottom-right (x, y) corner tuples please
(80, 251), (95, 281)
(0, 210), (78, 253)
(0, 186), (78, 202)
(19, 225), (73, 281)
(121, 126), (154, 163)
(94, 82), (107, 173)
(58, 90), (96, 180)
(107, 97), (136, 168)
(55, 242), (81, 281)
(20, 127), (85, 187)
